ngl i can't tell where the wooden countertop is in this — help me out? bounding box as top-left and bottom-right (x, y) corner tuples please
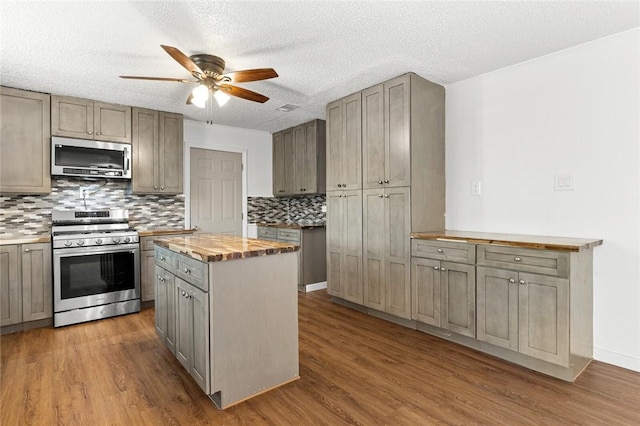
(154, 234), (300, 262)
(255, 222), (326, 230)
(138, 229), (195, 237)
(410, 230), (603, 252)
(0, 234), (51, 246)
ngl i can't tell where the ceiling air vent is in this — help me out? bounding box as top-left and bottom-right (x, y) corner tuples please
(276, 104), (300, 112)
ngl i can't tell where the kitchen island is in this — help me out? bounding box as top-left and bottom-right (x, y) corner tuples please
(153, 234), (300, 409)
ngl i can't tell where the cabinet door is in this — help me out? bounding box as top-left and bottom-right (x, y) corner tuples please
(362, 84), (384, 189)
(342, 190), (363, 304)
(0, 245), (21, 326)
(154, 266), (168, 342)
(141, 250), (156, 302)
(476, 267), (518, 350)
(440, 261), (476, 338)
(282, 128), (295, 195)
(159, 111), (183, 194)
(384, 74), (411, 187)
(326, 99), (343, 191)
(518, 272), (569, 367)
(51, 95), (93, 138)
(175, 278), (192, 370)
(384, 187), (411, 319)
(303, 120), (320, 193)
(342, 93), (362, 190)
(292, 124), (305, 194)
(94, 102), (131, 143)
(132, 108), (159, 193)
(21, 243), (52, 322)
(272, 131), (285, 195)
(363, 189), (385, 311)
(411, 257), (441, 326)
(190, 284), (210, 393)
(0, 87), (51, 194)
(326, 192), (344, 297)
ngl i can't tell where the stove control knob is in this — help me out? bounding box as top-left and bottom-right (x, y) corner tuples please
(76, 240), (85, 246)
(112, 238), (120, 244)
(95, 239), (103, 245)
(124, 237), (131, 243)
(64, 241), (72, 247)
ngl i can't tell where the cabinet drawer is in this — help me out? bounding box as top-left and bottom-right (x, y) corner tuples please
(477, 245), (569, 278)
(175, 254), (209, 292)
(257, 226), (278, 241)
(411, 239), (475, 264)
(277, 228), (301, 243)
(155, 246), (175, 271)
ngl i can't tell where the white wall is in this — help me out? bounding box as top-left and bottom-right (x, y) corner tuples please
(183, 120), (273, 234)
(445, 29), (640, 371)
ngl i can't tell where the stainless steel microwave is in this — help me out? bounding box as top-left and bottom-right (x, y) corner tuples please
(51, 137), (131, 179)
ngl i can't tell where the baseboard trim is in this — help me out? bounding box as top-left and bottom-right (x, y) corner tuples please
(303, 281), (327, 292)
(594, 347), (640, 372)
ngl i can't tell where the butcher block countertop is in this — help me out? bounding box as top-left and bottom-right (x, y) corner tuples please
(154, 234), (300, 262)
(138, 229), (195, 237)
(411, 230), (603, 252)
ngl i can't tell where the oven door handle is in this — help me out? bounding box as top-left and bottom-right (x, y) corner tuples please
(53, 245), (139, 256)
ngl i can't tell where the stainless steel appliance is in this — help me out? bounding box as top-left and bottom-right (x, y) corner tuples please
(52, 209), (140, 327)
(51, 136), (132, 179)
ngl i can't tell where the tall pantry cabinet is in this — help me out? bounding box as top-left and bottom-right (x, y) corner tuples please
(326, 73), (445, 319)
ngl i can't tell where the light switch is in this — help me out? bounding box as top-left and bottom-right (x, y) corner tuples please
(554, 174), (574, 191)
(471, 181), (482, 196)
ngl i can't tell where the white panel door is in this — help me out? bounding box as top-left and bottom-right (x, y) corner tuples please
(190, 148), (242, 235)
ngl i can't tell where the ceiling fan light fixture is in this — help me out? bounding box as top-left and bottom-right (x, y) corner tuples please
(214, 90), (230, 107)
(191, 84), (209, 108)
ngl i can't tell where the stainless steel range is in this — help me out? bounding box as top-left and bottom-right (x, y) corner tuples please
(52, 209), (140, 327)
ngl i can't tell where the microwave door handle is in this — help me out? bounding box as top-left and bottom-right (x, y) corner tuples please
(124, 149), (130, 171)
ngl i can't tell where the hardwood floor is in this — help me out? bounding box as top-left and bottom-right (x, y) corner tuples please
(2, 290), (639, 425)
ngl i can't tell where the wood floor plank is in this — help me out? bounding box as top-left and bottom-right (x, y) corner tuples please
(1, 290), (639, 425)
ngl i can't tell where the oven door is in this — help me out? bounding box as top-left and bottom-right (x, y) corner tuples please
(53, 243), (140, 312)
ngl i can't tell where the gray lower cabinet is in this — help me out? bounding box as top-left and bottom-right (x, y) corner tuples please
(140, 233), (192, 302)
(1, 243), (52, 329)
(155, 247), (210, 393)
(256, 226), (326, 288)
(326, 190), (363, 303)
(0, 87), (51, 195)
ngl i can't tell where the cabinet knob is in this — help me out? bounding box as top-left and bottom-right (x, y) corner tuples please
(378, 194), (383, 198)
(378, 180), (383, 185)
(96, 132), (101, 136)
(433, 266), (439, 271)
(24, 248), (30, 252)
(161, 186), (165, 190)
(183, 268), (191, 274)
(437, 248), (443, 253)
(519, 279), (526, 285)
(159, 256), (165, 261)
(154, 186), (158, 190)
(384, 194), (389, 198)
(509, 278), (516, 283)
(514, 257), (521, 262)
(158, 276), (165, 282)
(87, 131), (93, 135)
(440, 267), (446, 272)
(384, 179), (389, 184)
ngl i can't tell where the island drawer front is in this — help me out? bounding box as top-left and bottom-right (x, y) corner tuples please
(155, 246), (176, 270)
(277, 228), (301, 243)
(175, 254), (209, 292)
(477, 245), (569, 277)
(411, 239), (475, 264)
(257, 226), (278, 241)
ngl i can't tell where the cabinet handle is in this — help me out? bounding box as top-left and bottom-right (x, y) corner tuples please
(183, 268), (191, 274)
(433, 266), (439, 271)
(514, 257), (521, 262)
(384, 179), (389, 184)
(440, 267), (447, 272)
(437, 248), (443, 253)
(159, 256), (166, 261)
(87, 131), (93, 135)
(519, 279), (526, 285)
(24, 248), (30, 252)
(509, 278), (516, 283)
(158, 276), (165, 282)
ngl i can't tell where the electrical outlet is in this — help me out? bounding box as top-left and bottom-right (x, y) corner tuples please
(554, 174), (574, 191)
(471, 181), (482, 196)
(321, 205), (327, 213)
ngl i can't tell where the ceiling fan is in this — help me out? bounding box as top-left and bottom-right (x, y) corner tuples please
(120, 45), (278, 107)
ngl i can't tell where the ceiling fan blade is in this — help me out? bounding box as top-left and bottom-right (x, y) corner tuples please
(220, 68), (278, 83)
(160, 45), (204, 78)
(119, 76), (196, 83)
(186, 93), (194, 105)
(219, 84), (269, 103)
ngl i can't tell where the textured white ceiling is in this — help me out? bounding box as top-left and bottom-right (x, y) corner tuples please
(1, 1), (638, 133)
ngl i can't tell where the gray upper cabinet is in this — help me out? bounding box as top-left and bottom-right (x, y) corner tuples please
(272, 120), (325, 196)
(326, 93), (362, 191)
(0, 87), (51, 195)
(51, 95), (132, 143)
(132, 108), (183, 194)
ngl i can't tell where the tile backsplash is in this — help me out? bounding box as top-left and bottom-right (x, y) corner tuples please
(0, 178), (185, 236)
(248, 195), (326, 225)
